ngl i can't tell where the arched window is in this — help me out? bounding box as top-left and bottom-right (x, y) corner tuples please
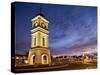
(42, 37), (45, 46)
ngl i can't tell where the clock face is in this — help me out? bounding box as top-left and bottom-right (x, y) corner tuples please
(35, 23), (38, 26)
(42, 23), (45, 28)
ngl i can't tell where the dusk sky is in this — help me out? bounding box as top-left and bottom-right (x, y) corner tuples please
(15, 2), (97, 56)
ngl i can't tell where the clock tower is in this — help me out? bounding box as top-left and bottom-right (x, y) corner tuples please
(28, 13), (51, 65)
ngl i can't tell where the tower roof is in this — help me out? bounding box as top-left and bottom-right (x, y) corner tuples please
(36, 13), (48, 20)
(36, 13), (45, 18)
(31, 13), (48, 22)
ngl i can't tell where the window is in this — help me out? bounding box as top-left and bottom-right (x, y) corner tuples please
(34, 38), (36, 46)
(42, 37), (45, 46)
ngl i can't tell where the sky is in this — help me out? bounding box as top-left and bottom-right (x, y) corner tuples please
(15, 2), (97, 56)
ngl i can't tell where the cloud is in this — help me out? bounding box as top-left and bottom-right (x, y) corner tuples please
(49, 10), (97, 51)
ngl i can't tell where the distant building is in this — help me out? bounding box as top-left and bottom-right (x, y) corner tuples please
(52, 55), (84, 65)
(15, 55), (27, 65)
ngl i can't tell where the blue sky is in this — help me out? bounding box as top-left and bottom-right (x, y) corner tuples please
(15, 2), (97, 56)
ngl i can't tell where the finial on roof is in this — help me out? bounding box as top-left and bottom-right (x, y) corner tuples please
(36, 4), (45, 17)
(32, 4), (48, 20)
(40, 4), (42, 13)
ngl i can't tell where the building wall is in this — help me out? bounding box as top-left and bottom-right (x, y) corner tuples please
(31, 31), (48, 48)
(28, 48), (51, 65)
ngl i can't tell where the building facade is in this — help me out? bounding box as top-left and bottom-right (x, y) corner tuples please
(28, 13), (51, 65)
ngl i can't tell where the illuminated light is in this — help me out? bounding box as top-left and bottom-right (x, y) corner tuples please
(16, 57), (19, 59)
(24, 60), (28, 64)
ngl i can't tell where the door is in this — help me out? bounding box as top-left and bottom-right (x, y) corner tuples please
(42, 54), (48, 64)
